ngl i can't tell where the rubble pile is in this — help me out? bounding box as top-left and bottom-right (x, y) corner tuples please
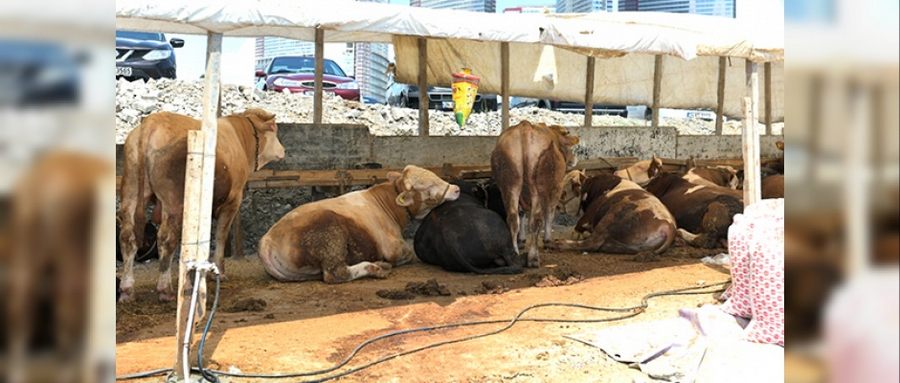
(115, 79), (780, 143)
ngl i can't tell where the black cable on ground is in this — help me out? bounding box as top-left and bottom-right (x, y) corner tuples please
(116, 280), (728, 381)
(198, 273), (221, 383)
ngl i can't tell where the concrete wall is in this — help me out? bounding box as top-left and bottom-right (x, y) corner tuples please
(115, 124), (782, 174)
(270, 124), (778, 170)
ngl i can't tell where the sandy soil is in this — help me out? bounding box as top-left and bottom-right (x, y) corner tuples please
(116, 245), (730, 382)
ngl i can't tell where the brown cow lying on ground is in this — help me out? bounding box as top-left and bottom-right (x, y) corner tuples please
(491, 121), (579, 267)
(551, 174), (676, 260)
(613, 155), (663, 186)
(258, 166), (460, 283)
(682, 163), (740, 189)
(644, 172), (743, 248)
(118, 109), (284, 302)
(762, 174), (784, 199)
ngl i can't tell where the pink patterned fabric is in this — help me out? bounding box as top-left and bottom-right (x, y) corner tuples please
(721, 199), (784, 346)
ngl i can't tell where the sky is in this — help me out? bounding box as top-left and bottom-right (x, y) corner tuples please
(167, 0), (782, 85)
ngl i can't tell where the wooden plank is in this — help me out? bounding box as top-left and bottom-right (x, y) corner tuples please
(174, 32), (222, 380)
(501, 42), (510, 131)
(417, 37), (429, 136)
(230, 212), (244, 259)
(742, 60), (761, 206)
(715, 56), (727, 135)
(584, 56), (596, 127)
(313, 27), (324, 125)
(651, 55), (663, 128)
(764, 62), (773, 135)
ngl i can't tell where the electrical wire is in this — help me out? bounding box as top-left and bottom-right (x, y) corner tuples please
(116, 280), (728, 381)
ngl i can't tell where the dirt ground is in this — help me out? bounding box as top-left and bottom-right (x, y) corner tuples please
(116, 244), (730, 382)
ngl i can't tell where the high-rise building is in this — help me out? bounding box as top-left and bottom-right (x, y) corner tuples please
(503, 5), (555, 13)
(556, 0), (606, 13)
(410, 0), (496, 13)
(354, 42), (391, 103)
(616, 0), (734, 17)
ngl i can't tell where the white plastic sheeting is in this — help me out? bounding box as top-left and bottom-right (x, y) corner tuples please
(115, 0), (784, 120)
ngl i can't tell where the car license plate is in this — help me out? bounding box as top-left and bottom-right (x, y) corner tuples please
(116, 66), (132, 77)
(442, 101), (454, 109)
(687, 111), (697, 118)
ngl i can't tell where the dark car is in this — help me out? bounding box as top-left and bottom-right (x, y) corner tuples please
(534, 99), (628, 117)
(115, 30), (183, 81)
(256, 56), (360, 101)
(0, 40), (82, 107)
(386, 83), (498, 112)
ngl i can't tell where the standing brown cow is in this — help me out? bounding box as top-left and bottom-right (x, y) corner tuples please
(491, 121), (579, 267)
(118, 109), (284, 302)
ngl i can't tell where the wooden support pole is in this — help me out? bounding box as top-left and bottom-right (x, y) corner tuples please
(230, 213), (244, 258)
(584, 56), (595, 127)
(84, 171), (116, 383)
(742, 60), (761, 206)
(417, 37), (429, 136)
(845, 82), (871, 276)
(313, 27), (324, 125)
(715, 56), (727, 135)
(174, 32), (222, 381)
(651, 55), (663, 128)
(501, 42), (510, 131)
(764, 62), (773, 135)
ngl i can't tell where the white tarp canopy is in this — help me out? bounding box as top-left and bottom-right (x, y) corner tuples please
(116, 0), (784, 120)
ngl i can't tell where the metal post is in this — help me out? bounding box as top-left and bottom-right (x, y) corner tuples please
(174, 31), (222, 380)
(417, 37), (429, 136)
(313, 27), (324, 125)
(764, 62), (773, 135)
(501, 42), (510, 130)
(584, 56), (595, 127)
(651, 55), (663, 128)
(715, 56), (727, 135)
(742, 60), (761, 206)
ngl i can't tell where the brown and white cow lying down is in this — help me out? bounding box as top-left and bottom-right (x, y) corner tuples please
(551, 174), (676, 259)
(258, 166), (460, 283)
(614, 155), (663, 186)
(118, 109), (285, 302)
(683, 165), (740, 189)
(644, 173), (743, 248)
(491, 121), (580, 267)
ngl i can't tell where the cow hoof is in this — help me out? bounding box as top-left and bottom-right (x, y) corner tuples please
(117, 290), (134, 303)
(158, 291), (176, 302)
(366, 263), (391, 279)
(374, 261), (393, 271)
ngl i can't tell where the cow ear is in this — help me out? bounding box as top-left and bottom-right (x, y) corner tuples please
(387, 171), (402, 183)
(395, 191), (414, 207)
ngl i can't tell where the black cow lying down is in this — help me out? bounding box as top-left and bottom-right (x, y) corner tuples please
(414, 180), (524, 274)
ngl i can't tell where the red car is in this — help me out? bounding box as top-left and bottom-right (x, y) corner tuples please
(256, 56), (359, 101)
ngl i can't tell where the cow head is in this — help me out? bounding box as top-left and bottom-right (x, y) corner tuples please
(388, 165), (461, 219)
(558, 170), (586, 216)
(547, 125), (580, 168)
(241, 108), (285, 170)
(614, 155), (663, 186)
(717, 166), (740, 189)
